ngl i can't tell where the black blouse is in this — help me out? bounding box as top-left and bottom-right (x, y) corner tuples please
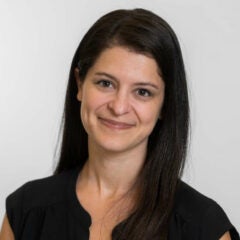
(6, 167), (239, 240)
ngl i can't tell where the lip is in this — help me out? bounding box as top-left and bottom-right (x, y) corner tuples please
(98, 117), (135, 130)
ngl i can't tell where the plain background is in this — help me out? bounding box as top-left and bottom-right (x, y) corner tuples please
(0, 0), (239, 230)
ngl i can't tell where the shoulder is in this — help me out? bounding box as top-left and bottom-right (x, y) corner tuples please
(172, 180), (239, 239)
(6, 168), (76, 212)
(174, 180), (229, 225)
(174, 180), (219, 219)
(5, 168), (79, 239)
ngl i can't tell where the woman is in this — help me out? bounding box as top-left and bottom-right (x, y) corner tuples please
(0, 8), (239, 240)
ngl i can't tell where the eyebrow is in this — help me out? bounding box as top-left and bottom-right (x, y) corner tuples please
(94, 72), (160, 89)
(95, 72), (117, 81)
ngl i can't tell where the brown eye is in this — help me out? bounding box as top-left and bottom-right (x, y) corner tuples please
(96, 80), (113, 88)
(137, 89), (152, 97)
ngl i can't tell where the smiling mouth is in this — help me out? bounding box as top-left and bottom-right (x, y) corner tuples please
(98, 117), (135, 130)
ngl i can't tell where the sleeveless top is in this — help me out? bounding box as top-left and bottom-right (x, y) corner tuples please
(6, 167), (239, 240)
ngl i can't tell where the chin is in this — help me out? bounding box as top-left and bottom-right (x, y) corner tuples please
(97, 141), (131, 153)
(93, 134), (148, 154)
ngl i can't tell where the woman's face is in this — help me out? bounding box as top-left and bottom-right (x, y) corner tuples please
(76, 46), (165, 154)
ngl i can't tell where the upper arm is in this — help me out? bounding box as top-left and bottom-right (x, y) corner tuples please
(0, 214), (15, 240)
(219, 231), (232, 240)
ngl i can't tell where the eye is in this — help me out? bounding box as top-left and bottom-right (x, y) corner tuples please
(136, 88), (152, 97)
(96, 80), (113, 88)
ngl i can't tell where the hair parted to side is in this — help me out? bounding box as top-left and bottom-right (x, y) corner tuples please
(54, 8), (189, 240)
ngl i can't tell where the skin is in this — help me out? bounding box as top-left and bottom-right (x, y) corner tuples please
(0, 46), (232, 240)
(76, 46), (165, 156)
(0, 215), (14, 240)
(75, 46), (165, 239)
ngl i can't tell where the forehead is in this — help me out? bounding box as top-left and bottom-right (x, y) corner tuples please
(86, 46), (163, 83)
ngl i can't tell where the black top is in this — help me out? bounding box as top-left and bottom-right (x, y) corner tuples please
(6, 167), (239, 240)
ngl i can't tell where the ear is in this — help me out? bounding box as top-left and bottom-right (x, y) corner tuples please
(158, 110), (163, 120)
(75, 68), (82, 102)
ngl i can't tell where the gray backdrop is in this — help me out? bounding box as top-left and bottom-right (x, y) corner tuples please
(0, 0), (239, 229)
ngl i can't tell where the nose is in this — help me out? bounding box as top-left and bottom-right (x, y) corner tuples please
(107, 92), (130, 116)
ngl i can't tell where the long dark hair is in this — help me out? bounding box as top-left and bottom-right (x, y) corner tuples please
(54, 8), (189, 240)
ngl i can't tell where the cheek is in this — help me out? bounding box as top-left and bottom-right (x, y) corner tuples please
(142, 113), (158, 129)
(137, 102), (161, 125)
(80, 90), (107, 122)
(79, 90), (94, 130)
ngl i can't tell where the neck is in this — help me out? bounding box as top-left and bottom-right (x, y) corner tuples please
(80, 140), (147, 198)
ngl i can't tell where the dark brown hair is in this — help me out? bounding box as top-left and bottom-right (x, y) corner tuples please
(55, 8), (189, 239)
